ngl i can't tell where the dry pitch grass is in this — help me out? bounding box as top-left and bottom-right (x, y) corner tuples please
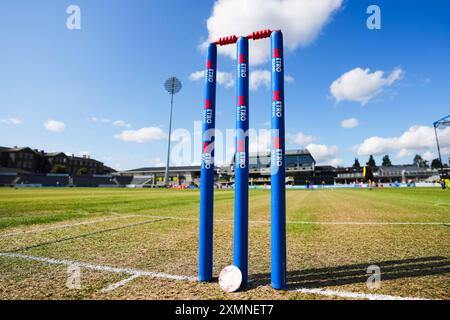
(0, 187), (448, 300)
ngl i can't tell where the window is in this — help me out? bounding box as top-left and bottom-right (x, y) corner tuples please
(249, 162), (259, 169)
(286, 156), (298, 167)
(258, 156), (271, 168)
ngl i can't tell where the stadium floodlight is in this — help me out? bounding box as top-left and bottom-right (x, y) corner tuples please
(433, 114), (450, 176)
(163, 76), (182, 188)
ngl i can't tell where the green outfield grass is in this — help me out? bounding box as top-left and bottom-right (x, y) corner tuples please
(0, 187), (449, 300)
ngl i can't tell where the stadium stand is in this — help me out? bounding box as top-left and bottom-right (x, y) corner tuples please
(72, 175), (116, 187)
(114, 175), (133, 186)
(0, 173), (134, 188)
(129, 176), (153, 186)
(16, 174), (69, 187)
(0, 173), (18, 186)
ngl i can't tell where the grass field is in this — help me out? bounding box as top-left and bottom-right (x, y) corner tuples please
(0, 187), (448, 300)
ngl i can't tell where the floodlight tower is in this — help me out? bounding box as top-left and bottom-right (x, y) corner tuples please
(433, 114), (450, 176)
(164, 76), (182, 188)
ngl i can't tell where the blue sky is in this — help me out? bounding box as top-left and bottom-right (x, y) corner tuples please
(1, 0), (449, 170)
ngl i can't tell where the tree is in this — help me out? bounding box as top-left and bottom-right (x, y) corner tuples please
(413, 154), (428, 168)
(413, 154), (422, 166)
(431, 158), (442, 169)
(366, 155), (376, 169)
(353, 158), (361, 168)
(382, 155), (392, 167)
(77, 167), (89, 175)
(364, 165), (374, 181)
(50, 164), (67, 173)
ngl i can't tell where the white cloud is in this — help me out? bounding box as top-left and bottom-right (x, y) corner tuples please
(356, 125), (450, 160)
(250, 70), (294, 90)
(44, 119), (65, 132)
(330, 67), (404, 105)
(395, 148), (413, 159)
(421, 151), (434, 162)
(190, 68), (294, 91)
(189, 70), (235, 88)
(188, 71), (204, 81)
(0, 118), (22, 125)
(203, 0), (342, 65)
(285, 75), (295, 83)
(327, 158), (343, 167)
(250, 69), (270, 91)
(149, 157), (165, 167)
(115, 127), (166, 143)
(357, 136), (397, 156)
(247, 130), (318, 155)
(112, 120), (132, 128)
(289, 132), (317, 145)
(188, 71), (204, 82)
(341, 118), (359, 129)
(249, 130), (271, 153)
(89, 117), (132, 128)
(306, 143), (341, 166)
(217, 71), (235, 87)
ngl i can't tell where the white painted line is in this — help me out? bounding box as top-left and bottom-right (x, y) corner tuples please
(294, 287), (427, 300)
(433, 202), (448, 207)
(142, 215), (449, 226)
(0, 252), (197, 282)
(285, 221), (449, 226)
(0, 252), (431, 299)
(100, 274), (141, 293)
(0, 215), (147, 237)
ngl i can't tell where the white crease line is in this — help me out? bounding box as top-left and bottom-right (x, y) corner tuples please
(0, 252), (431, 299)
(285, 221), (449, 226)
(0, 215), (148, 237)
(141, 215), (449, 226)
(294, 287), (427, 300)
(100, 274), (141, 293)
(0, 252), (197, 283)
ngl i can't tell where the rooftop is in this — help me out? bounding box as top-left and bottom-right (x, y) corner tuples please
(125, 165), (202, 173)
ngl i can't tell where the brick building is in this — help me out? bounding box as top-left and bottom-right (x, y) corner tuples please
(0, 146), (109, 174)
